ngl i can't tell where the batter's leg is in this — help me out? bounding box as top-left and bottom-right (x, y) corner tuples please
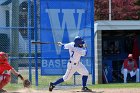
(51, 68), (75, 85)
(49, 63), (76, 91)
(82, 75), (88, 87)
(77, 63), (92, 92)
(77, 62), (89, 86)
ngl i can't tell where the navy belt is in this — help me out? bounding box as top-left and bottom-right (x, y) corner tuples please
(69, 61), (77, 65)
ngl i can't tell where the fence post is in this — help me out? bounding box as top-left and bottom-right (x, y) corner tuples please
(10, 0), (19, 83)
(90, 0), (95, 84)
(34, 0), (38, 86)
(28, 0), (32, 84)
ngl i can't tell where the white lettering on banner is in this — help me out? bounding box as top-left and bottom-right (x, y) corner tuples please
(55, 59), (61, 68)
(42, 59), (67, 68)
(80, 59), (91, 67)
(61, 59), (67, 67)
(42, 59), (91, 68)
(45, 9), (85, 55)
(42, 60), (48, 67)
(49, 60), (54, 67)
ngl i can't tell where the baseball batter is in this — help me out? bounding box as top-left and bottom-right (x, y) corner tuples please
(0, 52), (25, 92)
(49, 36), (92, 92)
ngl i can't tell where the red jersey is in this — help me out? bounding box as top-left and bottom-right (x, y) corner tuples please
(123, 58), (138, 71)
(0, 61), (12, 74)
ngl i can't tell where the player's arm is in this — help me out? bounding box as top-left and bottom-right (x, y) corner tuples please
(83, 43), (88, 56)
(123, 59), (128, 69)
(133, 59), (138, 71)
(11, 68), (31, 88)
(81, 48), (87, 56)
(11, 68), (24, 80)
(57, 42), (73, 49)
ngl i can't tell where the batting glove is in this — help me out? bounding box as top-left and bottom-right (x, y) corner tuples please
(57, 42), (63, 46)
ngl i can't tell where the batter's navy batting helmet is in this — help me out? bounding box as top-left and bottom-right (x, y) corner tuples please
(74, 36), (85, 48)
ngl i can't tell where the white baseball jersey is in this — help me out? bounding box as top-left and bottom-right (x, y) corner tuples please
(62, 42), (89, 81)
(64, 42), (87, 64)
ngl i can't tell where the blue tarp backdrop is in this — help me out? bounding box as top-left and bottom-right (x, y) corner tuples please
(40, 0), (94, 75)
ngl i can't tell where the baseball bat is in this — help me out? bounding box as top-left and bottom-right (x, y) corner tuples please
(31, 41), (59, 44)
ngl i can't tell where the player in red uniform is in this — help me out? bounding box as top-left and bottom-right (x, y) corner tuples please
(0, 52), (24, 92)
(121, 54), (139, 83)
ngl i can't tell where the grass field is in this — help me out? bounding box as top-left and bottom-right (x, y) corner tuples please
(4, 75), (140, 92)
(3, 69), (140, 93)
(5, 82), (140, 89)
(4, 82), (140, 93)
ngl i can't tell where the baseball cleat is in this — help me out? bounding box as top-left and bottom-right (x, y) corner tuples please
(81, 87), (92, 92)
(49, 82), (55, 92)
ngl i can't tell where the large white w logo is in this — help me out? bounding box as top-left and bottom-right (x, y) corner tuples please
(45, 9), (85, 54)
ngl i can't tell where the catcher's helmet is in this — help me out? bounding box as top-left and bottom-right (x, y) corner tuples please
(74, 36), (85, 48)
(0, 52), (8, 62)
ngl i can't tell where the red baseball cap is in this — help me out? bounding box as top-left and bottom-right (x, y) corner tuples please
(0, 52), (8, 63)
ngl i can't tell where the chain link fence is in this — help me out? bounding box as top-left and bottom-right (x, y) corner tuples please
(0, 0), (94, 90)
(0, 0), (38, 85)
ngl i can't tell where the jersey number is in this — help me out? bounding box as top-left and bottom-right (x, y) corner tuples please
(71, 51), (74, 58)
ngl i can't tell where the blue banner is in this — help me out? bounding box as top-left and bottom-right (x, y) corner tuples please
(40, 0), (93, 75)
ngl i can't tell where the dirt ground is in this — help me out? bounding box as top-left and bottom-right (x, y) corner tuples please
(8, 88), (140, 93)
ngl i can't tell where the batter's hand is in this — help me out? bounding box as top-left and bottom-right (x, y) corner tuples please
(83, 44), (87, 48)
(57, 42), (63, 46)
